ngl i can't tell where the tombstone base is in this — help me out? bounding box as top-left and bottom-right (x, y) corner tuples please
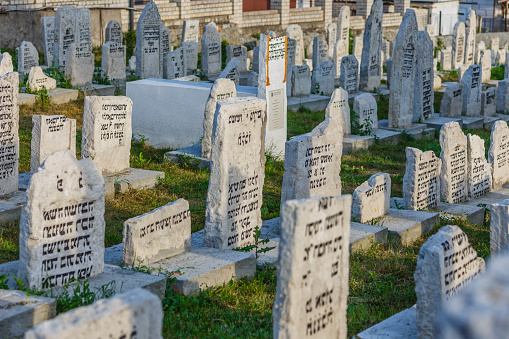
(460, 186), (509, 209)
(0, 290), (57, 338)
(78, 84), (116, 97)
(19, 93), (38, 105)
(357, 305), (417, 338)
(343, 134), (375, 154)
(0, 190), (27, 223)
(372, 128), (402, 144)
(483, 115), (499, 129)
(461, 116), (484, 130)
(379, 209), (440, 245)
(104, 168), (165, 197)
(425, 114), (463, 130)
(287, 94), (332, 112)
(164, 143), (210, 168)
(48, 88), (79, 105)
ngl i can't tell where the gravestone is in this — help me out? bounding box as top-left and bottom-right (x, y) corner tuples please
(339, 55), (359, 94)
(413, 31), (434, 122)
(247, 71), (258, 87)
(388, 9), (418, 129)
(28, 66), (57, 92)
(218, 58), (240, 85)
(164, 46), (186, 80)
(312, 60), (334, 96)
(491, 199), (509, 254)
(76, 9), (92, 56)
(481, 87), (497, 116)
(414, 225), (485, 338)
(480, 49), (491, 83)
(273, 195), (351, 339)
(123, 199), (191, 266)
(267, 31), (277, 38)
(327, 23), (337, 58)
(452, 21), (466, 69)
(64, 43), (94, 86)
(475, 40), (485, 64)
(353, 36), (363, 61)
(30, 115), (76, 173)
(136, 2), (163, 79)
(467, 133), (491, 199)
(18, 41), (38, 74)
(325, 88), (350, 135)
(440, 46), (452, 71)
(333, 39), (348, 78)
(353, 93), (377, 134)
(464, 10), (476, 66)
(280, 117), (343, 205)
(489, 121), (509, 189)
(352, 173), (391, 223)
(201, 79), (237, 159)
(291, 64), (311, 97)
(81, 96), (132, 176)
(359, 0), (382, 91)
(17, 150), (105, 289)
(204, 97), (266, 249)
(0, 73), (19, 195)
(54, 6), (76, 67)
(226, 45), (248, 72)
(286, 39), (297, 96)
(182, 20), (200, 44)
(42, 17), (55, 66)
(496, 49), (506, 64)
(440, 83), (463, 117)
(252, 46), (259, 73)
(258, 35), (288, 158)
(440, 122), (468, 204)
(425, 24), (435, 47)
(306, 39), (314, 60)
(403, 147), (441, 210)
(24, 288), (163, 339)
(201, 25), (222, 74)
(337, 6), (350, 42)
(491, 37), (499, 51)
(182, 41), (198, 72)
(461, 64), (481, 116)
(105, 20), (122, 44)
(312, 36), (329, 70)
(497, 79), (509, 113)
(102, 42), (126, 81)
(161, 26), (172, 58)
(285, 24), (304, 65)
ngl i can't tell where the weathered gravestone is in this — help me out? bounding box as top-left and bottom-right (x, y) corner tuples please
(182, 20), (200, 44)
(105, 20), (122, 44)
(42, 17), (55, 66)
(54, 6), (76, 67)
(352, 173), (391, 223)
(291, 64), (311, 97)
(337, 6), (350, 42)
(123, 199), (190, 266)
(497, 79), (509, 113)
(218, 58), (240, 85)
(312, 60), (334, 96)
(440, 83), (463, 118)
(28, 66), (57, 92)
(81, 96), (132, 176)
(464, 9), (477, 66)
(136, 2), (163, 79)
(359, 0), (383, 91)
(481, 87), (497, 116)
(353, 36), (363, 62)
(17, 150), (105, 289)
(226, 45), (248, 71)
(286, 39), (297, 97)
(461, 64), (481, 116)
(30, 115), (76, 174)
(285, 24), (304, 65)
(413, 31), (434, 122)
(273, 195), (351, 339)
(182, 41), (198, 72)
(491, 199), (509, 255)
(101, 42), (126, 81)
(18, 41), (38, 74)
(475, 40), (485, 64)
(440, 122), (468, 204)
(306, 39), (314, 60)
(480, 49), (491, 83)
(201, 79), (237, 159)
(440, 46), (452, 71)
(403, 147), (441, 211)
(489, 121), (509, 189)
(312, 36), (329, 70)
(414, 225), (485, 338)
(452, 21), (466, 69)
(388, 9), (418, 129)
(24, 288), (163, 339)
(247, 71), (258, 87)
(164, 46), (186, 80)
(327, 23), (337, 58)
(496, 49), (506, 65)
(339, 55), (359, 94)
(353, 92), (377, 134)
(280, 117), (342, 206)
(491, 37), (500, 51)
(252, 46), (259, 73)
(0, 73), (19, 195)
(505, 51), (509, 79)
(161, 26), (172, 60)
(76, 9), (92, 55)
(201, 25), (222, 74)
(325, 88), (350, 135)
(64, 43), (94, 86)
(333, 39), (348, 77)
(466, 133), (491, 199)
(204, 97), (266, 249)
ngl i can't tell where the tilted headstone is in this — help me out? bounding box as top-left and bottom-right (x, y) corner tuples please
(475, 40), (485, 64)
(353, 92), (377, 134)
(464, 9), (476, 66)
(28, 66), (57, 92)
(273, 195), (351, 339)
(414, 225), (485, 338)
(481, 87), (497, 116)
(258, 35), (288, 158)
(333, 39), (348, 78)
(440, 122), (468, 204)
(280, 117), (342, 205)
(491, 37), (500, 50)
(105, 20), (122, 44)
(182, 20), (200, 44)
(440, 46), (452, 71)
(182, 41), (198, 72)
(457, 64), (470, 82)
(388, 9), (418, 129)
(491, 199), (509, 254)
(24, 288), (163, 339)
(204, 97), (266, 249)
(389, 41), (395, 58)
(403, 147), (441, 210)
(123, 199), (191, 266)
(325, 88), (350, 135)
(490, 49), (497, 65)
(497, 78), (509, 114)
(164, 46), (186, 80)
(17, 150), (105, 289)
(353, 36), (363, 62)
(226, 45), (248, 72)
(312, 60), (334, 96)
(286, 24), (304, 65)
(466, 133), (491, 199)
(413, 31), (434, 122)
(327, 23), (337, 58)
(352, 173), (390, 223)
(461, 64), (481, 116)
(81, 96), (133, 176)
(291, 64), (311, 97)
(128, 56), (136, 72)
(64, 43), (94, 86)
(337, 6), (350, 42)
(101, 42), (126, 81)
(452, 21), (466, 69)
(41, 17), (55, 66)
(339, 55), (359, 94)
(0, 73), (18, 195)
(161, 26), (172, 58)
(359, 0), (383, 91)
(201, 26), (222, 75)
(54, 6), (76, 67)
(489, 121), (509, 189)
(218, 58), (240, 85)
(201, 79), (237, 159)
(18, 41), (38, 74)
(306, 39), (314, 60)
(480, 49), (491, 83)
(312, 36), (329, 70)
(30, 115), (76, 174)
(135, 2), (163, 79)
(440, 83), (463, 118)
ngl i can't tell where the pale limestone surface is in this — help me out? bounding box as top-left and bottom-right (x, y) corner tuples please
(247, 71), (258, 87)
(353, 93), (377, 134)
(491, 37), (500, 50)
(280, 117), (342, 206)
(327, 23), (337, 58)
(105, 20), (122, 44)
(18, 151), (105, 290)
(489, 121), (509, 189)
(226, 45), (248, 71)
(452, 21), (466, 69)
(490, 199), (509, 255)
(353, 36), (363, 61)
(204, 97), (266, 249)
(136, 2), (163, 79)
(496, 79), (509, 113)
(273, 195), (351, 339)
(54, 6), (76, 67)
(161, 26), (171, 58)
(475, 40), (485, 64)
(285, 24), (304, 65)
(461, 64), (481, 116)
(415, 225), (485, 338)
(30, 115), (76, 173)
(312, 36), (329, 70)
(0, 53), (13, 76)
(42, 17), (54, 66)
(481, 87), (496, 116)
(28, 66), (57, 92)
(352, 173), (391, 223)
(24, 288), (162, 339)
(64, 43), (94, 86)
(440, 83), (462, 118)
(182, 41), (198, 71)
(218, 58), (240, 85)
(333, 39), (348, 77)
(464, 9), (476, 66)
(18, 41), (38, 74)
(0, 72), (19, 196)
(413, 31), (434, 122)
(467, 133), (492, 199)
(102, 42), (126, 81)
(440, 46), (452, 71)
(339, 55), (359, 94)
(81, 96), (132, 176)
(311, 60), (334, 96)
(359, 0), (382, 91)
(291, 64), (311, 97)
(164, 46), (187, 80)
(440, 122), (468, 204)
(337, 6), (350, 42)
(286, 39), (296, 96)
(182, 20), (200, 43)
(325, 88), (350, 135)
(201, 25), (222, 74)
(480, 49), (492, 83)
(201, 78), (237, 159)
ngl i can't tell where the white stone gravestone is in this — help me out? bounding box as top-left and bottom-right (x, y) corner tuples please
(182, 41), (198, 72)
(64, 43), (94, 86)
(28, 66), (56, 92)
(0, 72), (18, 196)
(105, 20), (122, 44)
(339, 55), (359, 94)
(218, 58), (240, 85)
(359, 0), (383, 91)
(182, 20), (200, 44)
(461, 64), (481, 116)
(312, 60), (335, 96)
(452, 21), (466, 69)
(291, 64), (311, 97)
(102, 42), (126, 81)
(54, 6), (76, 67)
(226, 45), (248, 72)
(286, 24), (304, 65)
(488, 121), (509, 189)
(440, 83), (462, 118)
(136, 2), (163, 79)
(440, 122), (468, 204)
(18, 41), (39, 74)
(325, 87), (350, 135)
(164, 46), (187, 80)
(201, 25), (222, 74)
(466, 133), (491, 199)
(353, 92), (377, 134)
(333, 39), (348, 78)
(352, 173), (391, 223)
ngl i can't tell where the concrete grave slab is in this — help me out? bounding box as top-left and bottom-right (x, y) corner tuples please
(78, 84), (116, 97)
(357, 305), (417, 339)
(378, 209), (440, 245)
(103, 168), (165, 197)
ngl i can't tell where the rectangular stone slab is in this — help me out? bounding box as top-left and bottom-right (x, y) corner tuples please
(461, 117), (484, 130)
(425, 115), (464, 130)
(103, 168), (165, 197)
(164, 143), (210, 169)
(357, 305), (417, 338)
(48, 88), (79, 105)
(461, 186), (509, 209)
(78, 84), (116, 97)
(343, 134), (375, 154)
(350, 222), (388, 253)
(371, 129), (402, 145)
(380, 209), (440, 245)
(287, 94), (332, 112)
